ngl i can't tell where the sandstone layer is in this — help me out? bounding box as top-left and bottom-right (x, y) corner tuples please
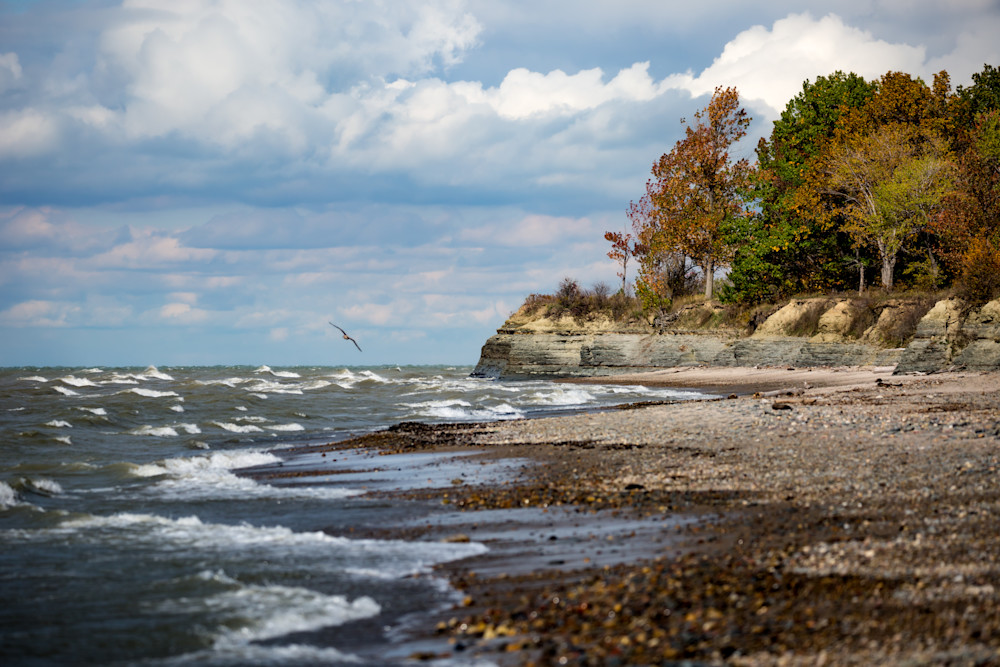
(472, 296), (1000, 378)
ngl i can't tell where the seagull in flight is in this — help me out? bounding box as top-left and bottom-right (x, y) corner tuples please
(329, 322), (362, 352)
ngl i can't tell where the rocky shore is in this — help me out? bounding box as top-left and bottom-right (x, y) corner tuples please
(272, 368), (1000, 666)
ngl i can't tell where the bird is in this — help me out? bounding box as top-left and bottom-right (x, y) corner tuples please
(329, 322), (362, 352)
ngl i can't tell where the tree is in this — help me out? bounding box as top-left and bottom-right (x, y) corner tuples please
(725, 72), (876, 304)
(603, 229), (644, 293)
(825, 124), (954, 289)
(640, 86), (753, 300)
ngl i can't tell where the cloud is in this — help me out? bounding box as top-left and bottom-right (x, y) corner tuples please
(0, 2), (997, 364)
(0, 300), (76, 327)
(681, 13), (927, 117)
(460, 213), (600, 247)
(0, 52), (23, 94)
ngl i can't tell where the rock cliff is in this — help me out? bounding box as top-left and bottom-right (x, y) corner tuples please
(472, 297), (1000, 378)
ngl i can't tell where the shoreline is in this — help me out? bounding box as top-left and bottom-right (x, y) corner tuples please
(257, 367), (1000, 665)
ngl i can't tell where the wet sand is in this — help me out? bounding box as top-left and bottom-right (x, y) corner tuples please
(260, 368), (1000, 665)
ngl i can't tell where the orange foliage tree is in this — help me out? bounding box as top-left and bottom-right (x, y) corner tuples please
(636, 86), (753, 300)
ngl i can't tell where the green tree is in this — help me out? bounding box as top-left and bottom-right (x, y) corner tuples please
(639, 86), (753, 300)
(725, 72), (876, 304)
(826, 124), (954, 289)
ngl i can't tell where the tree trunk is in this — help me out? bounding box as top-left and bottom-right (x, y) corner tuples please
(703, 257), (715, 300)
(856, 249), (865, 294)
(878, 241), (896, 290)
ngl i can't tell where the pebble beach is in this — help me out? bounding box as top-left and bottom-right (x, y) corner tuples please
(273, 368), (1000, 665)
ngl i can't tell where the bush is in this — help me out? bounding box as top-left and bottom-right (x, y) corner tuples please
(957, 237), (1000, 306)
(515, 279), (643, 324)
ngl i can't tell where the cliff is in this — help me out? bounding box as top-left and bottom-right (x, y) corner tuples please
(472, 297), (1000, 378)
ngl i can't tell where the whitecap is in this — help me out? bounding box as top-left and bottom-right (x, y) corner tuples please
(528, 387), (596, 406)
(266, 423), (305, 432)
(53, 436), (72, 445)
(104, 373), (140, 385)
(300, 379), (333, 391)
(131, 425), (180, 437)
(53, 386), (78, 396)
(0, 481), (21, 509)
(170, 404), (184, 413)
(196, 377), (249, 388)
(178, 423), (201, 435)
(45, 420), (73, 428)
(18, 375), (48, 383)
(76, 407), (108, 416)
(21, 477), (63, 497)
(212, 422), (264, 434)
(60, 375), (98, 388)
(244, 380), (303, 395)
(236, 415), (269, 423)
(127, 450), (361, 501)
(139, 365), (175, 381)
(125, 388), (180, 399)
(56, 512), (487, 573)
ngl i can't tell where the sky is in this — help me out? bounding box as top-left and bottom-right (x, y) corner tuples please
(1, 1), (998, 367)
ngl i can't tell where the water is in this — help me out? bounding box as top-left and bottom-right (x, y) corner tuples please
(0, 365), (709, 665)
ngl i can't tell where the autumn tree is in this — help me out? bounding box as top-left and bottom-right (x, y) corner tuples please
(627, 195), (692, 311)
(725, 72), (876, 304)
(637, 86), (753, 300)
(603, 229), (644, 293)
(825, 124), (954, 289)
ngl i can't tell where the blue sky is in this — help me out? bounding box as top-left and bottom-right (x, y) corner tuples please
(1, 0), (998, 367)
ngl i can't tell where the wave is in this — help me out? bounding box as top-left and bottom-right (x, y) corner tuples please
(254, 365), (301, 379)
(243, 380), (303, 395)
(266, 423), (305, 432)
(140, 365), (175, 381)
(126, 450), (359, 501)
(45, 420), (73, 428)
(53, 386), (79, 396)
(18, 375), (48, 383)
(59, 375), (98, 388)
(125, 387), (181, 399)
(130, 424), (201, 437)
(526, 386), (597, 406)
(405, 399), (524, 421)
(52, 511), (487, 574)
(16, 477), (64, 497)
(0, 481), (20, 509)
(76, 407), (108, 416)
(212, 422), (264, 434)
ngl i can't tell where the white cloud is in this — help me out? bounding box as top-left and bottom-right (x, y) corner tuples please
(0, 300), (76, 327)
(682, 13), (927, 117)
(484, 62), (661, 119)
(89, 228), (217, 269)
(0, 109), (60, 157)
(0, 52), (23, 94)
(90, 0), (482, 146)
(460, 214), (599, 247)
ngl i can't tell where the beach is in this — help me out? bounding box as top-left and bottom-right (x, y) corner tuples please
(276, 367), (1000, 665)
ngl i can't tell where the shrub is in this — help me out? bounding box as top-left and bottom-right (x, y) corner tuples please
(957, 237), (1000, 306)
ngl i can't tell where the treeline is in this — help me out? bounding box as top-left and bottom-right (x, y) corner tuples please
(607, 64), (1000, 312)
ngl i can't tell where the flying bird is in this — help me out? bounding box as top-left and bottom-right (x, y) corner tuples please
(329, 322), (362, 352)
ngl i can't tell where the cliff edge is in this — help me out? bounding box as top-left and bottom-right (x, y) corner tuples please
(472, 297), (1000, 378)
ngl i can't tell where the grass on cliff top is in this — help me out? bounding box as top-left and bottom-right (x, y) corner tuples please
(517, 279), (948, 346)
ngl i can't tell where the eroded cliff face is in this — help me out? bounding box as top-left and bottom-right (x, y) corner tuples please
(472, 297), (1000, 378)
